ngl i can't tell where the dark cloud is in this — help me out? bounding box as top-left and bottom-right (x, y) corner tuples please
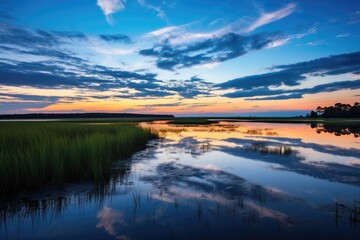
(52, 31), (87, 40)
(274, 51), (360, 76)
(0, 60), (163, 92)
(220, 51), (360, 100)
(220, 51), (360, 91)
(0, 62), (81, 88)
(0, 45), (86, 65)
(0, 23), (88, 50)
(139, 32), (280, 70)
(0, 23), (61, 48)
(0, 23), (89, 67)
(0, 93), (60, 102)
(225, 79), (360, 100)
(99, 34), (131, 43)
(220, 71), (306, 90)
(0, 59), (212, 100)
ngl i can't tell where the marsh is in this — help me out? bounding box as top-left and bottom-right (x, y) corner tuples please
(0, 121), (360, 239)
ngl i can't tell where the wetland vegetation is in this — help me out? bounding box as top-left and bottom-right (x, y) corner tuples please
(0, 122), (157, 195)
(0, 118), (360, 239)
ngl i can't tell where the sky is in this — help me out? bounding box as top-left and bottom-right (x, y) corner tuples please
(0, 0), (359, 116)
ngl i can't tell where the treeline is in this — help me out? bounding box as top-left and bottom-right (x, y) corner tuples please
(308, 102), (360, 118)
(0, 113), (174, 119)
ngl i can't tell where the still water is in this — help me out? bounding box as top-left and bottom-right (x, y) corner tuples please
(1, 122), (360, 239)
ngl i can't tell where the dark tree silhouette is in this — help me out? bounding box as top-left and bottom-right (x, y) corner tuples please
(308, 102), (360, 118)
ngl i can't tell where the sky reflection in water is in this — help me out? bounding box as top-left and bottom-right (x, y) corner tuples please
(1, 122), (360, 239)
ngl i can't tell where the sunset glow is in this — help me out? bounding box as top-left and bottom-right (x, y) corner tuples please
(0, 0), (359, 116)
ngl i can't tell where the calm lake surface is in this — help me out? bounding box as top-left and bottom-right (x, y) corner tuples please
(1, 122), (360, 239)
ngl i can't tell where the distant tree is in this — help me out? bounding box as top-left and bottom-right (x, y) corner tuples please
(309, 111), (318, 118)
(316, 106), (324, 116)
(308, 102), (360, 118)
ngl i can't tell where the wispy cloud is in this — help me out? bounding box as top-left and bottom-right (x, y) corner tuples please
(336, 33), (350, 38)
(97, 0), (126, 25)
(348, 10), (360, 24)
(244, 3), (297, 32)
(266, 26), (317, 48)
(306, 40), (325, 46)
(137, 0), (168, 21)
(209, 19), (221, 26)
(147, 26), (180, 37)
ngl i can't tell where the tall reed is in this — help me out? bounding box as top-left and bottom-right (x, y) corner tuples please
(0, 122), (157, 194)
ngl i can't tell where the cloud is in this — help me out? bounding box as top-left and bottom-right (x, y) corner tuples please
(336, 33), (350, 38)
(140, 10), (314, 71)
(0, 23), (87, 49)
(244, 3), (297, 32)
(139, 32), (281, 70)
(96, 206), (126, 237)
(209, 18), (221, 26)
(0, 56), (213, 100)
(219, 51), (360, 91)
(162, 76), (214, 99)
(225, 79), (360, 100)
(0, 21), (212, 99)
(137, 0), (167, 21)
(147, 26), (180, 37)
(348, 10), (360, 24)
(274, 51), (360, 76)
(99, 34), (131, 43)
(138, 102), (181, 107)
(52, 31), (87, 40)
(306, 40), (325, 46)
(245, 93), (304, 100)
(97, 0), (126, 24)
(220, 51), (360, 100)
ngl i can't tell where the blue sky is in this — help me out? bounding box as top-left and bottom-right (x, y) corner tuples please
(0, 0), (359, 116)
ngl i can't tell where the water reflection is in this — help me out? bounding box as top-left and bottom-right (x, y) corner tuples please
(311, 123), (360, 137)
(1, 122), (360, 239)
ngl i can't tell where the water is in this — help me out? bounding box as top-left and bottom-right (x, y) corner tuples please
(1, 121), (360, 239)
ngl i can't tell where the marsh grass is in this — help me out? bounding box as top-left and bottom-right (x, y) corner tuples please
(249, 142), (292, 156)
(335, 200), (360, 225)
(0, 122), (157, 194)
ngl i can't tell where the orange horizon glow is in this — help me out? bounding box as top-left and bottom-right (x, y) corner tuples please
(17, 89), (359, 116)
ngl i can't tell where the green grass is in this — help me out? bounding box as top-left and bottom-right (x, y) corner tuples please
(0, 122), (157, 194)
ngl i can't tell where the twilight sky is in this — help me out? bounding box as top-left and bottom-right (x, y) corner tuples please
(0, 0), (359, 116)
